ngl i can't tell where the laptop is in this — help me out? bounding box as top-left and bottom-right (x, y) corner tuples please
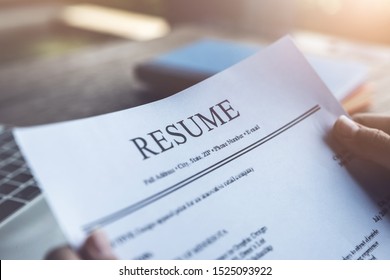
(0, 124), (66, 260)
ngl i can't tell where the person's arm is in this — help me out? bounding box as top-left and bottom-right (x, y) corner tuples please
(45, 230), (116, 260)
(332, 113), (390, 170)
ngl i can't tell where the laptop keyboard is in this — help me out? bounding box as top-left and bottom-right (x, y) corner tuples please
(0, 125), (41, 224)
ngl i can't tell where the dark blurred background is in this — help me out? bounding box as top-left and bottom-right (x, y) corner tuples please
(1, 0), (390, 64)
(1, 0), (390, 126)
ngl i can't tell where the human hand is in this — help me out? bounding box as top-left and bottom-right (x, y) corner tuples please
(45, 230), (116, 260)
(333, 113), (390, 170)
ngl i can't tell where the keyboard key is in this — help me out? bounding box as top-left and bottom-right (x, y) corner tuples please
(1, 162), (21, 173)
(10, 173), (33, 183)
(4, 141), (17, 149)
(0, 149), (14, 161)
(0, 183), (18, 195)
(0, 200), (25, 223)
(14, 186), (41, 201)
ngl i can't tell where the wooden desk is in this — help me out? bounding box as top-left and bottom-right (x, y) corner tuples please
(0, 26), (389, 127)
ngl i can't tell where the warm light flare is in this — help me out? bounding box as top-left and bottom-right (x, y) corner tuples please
(317, 0), (343, 15)
(297, 0), (390, 44)
(61, 4), (170, 41)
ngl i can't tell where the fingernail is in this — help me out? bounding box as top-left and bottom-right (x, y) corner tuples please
(335, 115), (360, 138)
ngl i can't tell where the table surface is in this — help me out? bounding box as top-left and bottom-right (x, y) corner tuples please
(0, 26), (389, 127)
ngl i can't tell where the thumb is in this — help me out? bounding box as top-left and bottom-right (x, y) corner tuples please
(79, 230), (117, 260)
(333, 115), (390, 170)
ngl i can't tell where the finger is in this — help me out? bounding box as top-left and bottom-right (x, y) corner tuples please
(333, 115), (390, 170)
(45, 245), (80, 260)
(79, 230), (117, 260)
(352, 113), (390, 135)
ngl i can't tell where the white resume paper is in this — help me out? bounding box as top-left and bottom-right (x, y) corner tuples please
(15, 37), (390, 259)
